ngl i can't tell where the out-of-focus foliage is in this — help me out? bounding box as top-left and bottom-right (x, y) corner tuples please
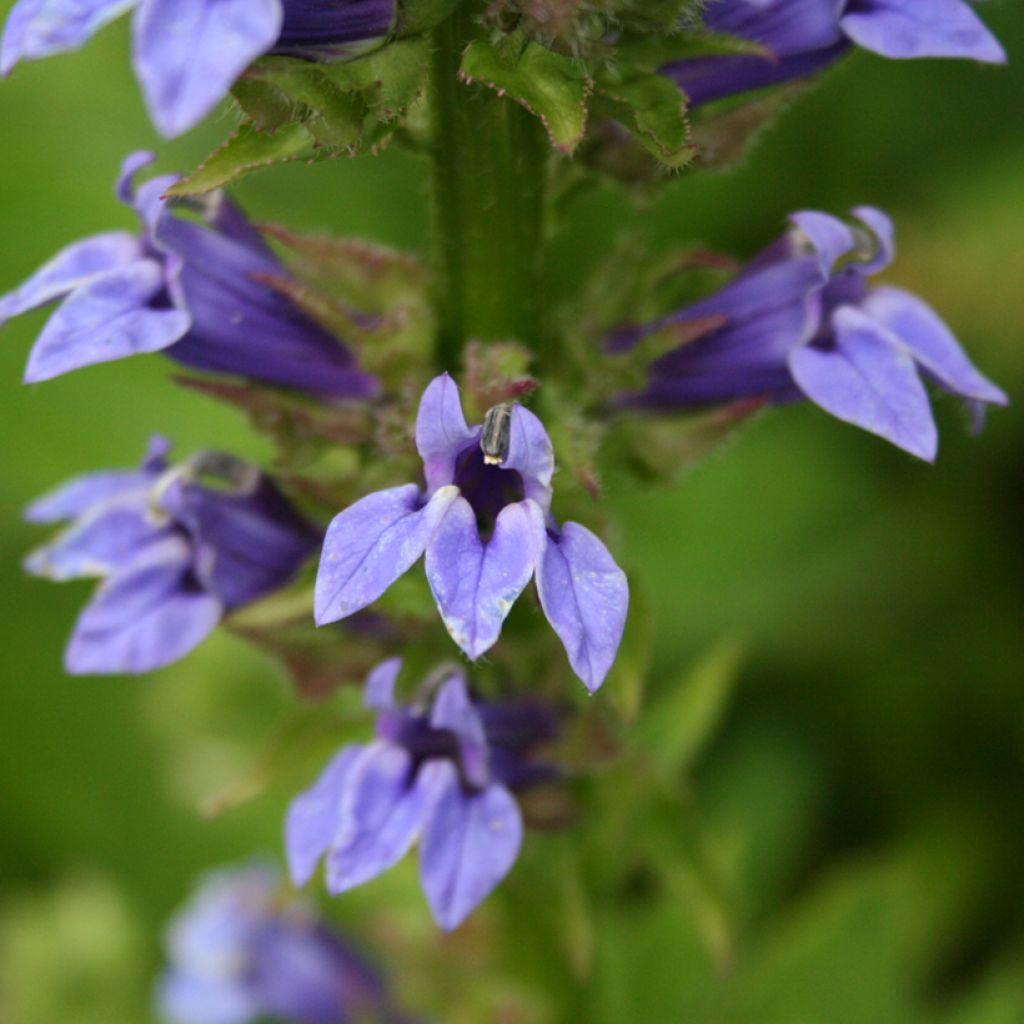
(1, 3), (1023, 1022)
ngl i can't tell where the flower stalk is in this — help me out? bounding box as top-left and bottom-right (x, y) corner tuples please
(429, 4), (548, 369)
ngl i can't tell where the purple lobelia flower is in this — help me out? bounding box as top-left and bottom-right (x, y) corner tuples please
(1, 0), (397, 137)
(0, 152), (376, 398)
(663, 0), (1006, 108)
(25, 436), (319, 675)
(286, 658), (559, 931)
(611, 207), (1008, 461)
(314, 374), (629, 692)
(159, 862), (399, 1024)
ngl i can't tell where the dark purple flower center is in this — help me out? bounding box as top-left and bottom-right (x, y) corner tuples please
(453, 445), (525, 538)
(379, 700), (556, 794)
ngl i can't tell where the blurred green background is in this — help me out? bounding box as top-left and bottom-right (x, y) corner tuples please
(1, 4), (1022, 1022)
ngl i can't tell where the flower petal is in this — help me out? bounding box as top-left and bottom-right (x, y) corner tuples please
(661, 253), (825, 339)
(0, 0), (135, 75)
(789, 305), (938, 460)
(64, 537), (222, 675)
(24, 471), (151, 524)
(415, 373), (478, 492)
(364, 657), (403, 711)
(0, 232), (141, 322)
(132, 0), (282, 137)
(702, 0), (846, 54)
(860, 285), (1008, 406)
(285, 745), (365, 887)
(24, 495), (168, 580)
(275, 0), (396, 58)
(840, 0), (1006, 64)
(661, 44), (847, 108)
(23, 261), (190, 383)
(536, 522), (629, 693)
(155, 213), (376, 398)
(159, 474), (317, 610)
(24, 435), (169, 524)
(158, 970), (259, 1024)
(116, 150), (156, 204)
(314, 484), (458, 625)
(503, 406), (555, 510)
(851, 205), (895, 274)
(425, 497), (545, 660)
(430, 673), (489, 789)
(419, 761), (523, 931)
(326, 742), (430, 893)
(790, 210), (859, 273)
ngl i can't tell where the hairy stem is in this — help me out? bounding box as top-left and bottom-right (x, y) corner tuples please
(430, 4), (548, 369)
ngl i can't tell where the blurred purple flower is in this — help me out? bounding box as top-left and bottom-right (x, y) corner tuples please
(1, 0), (397, 137)
(314, 374), (629, 692)
(286, 659), (559, 931)
(611, 207), (1007, 461)
(25, 436), (318, 674)
(159, 863), (399, 1024)
(0, 152), (377, 398)
(664, 0), (1006, 107)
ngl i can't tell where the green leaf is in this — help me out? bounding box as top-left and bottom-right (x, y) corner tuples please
(615, 28), (774, 75)
(165, 122), (319, 196)
(172, 41), (431, 195)
(592, 74), (694, 169)
(230, 76), (297, 132)
(635, 638), (745, 781)
(727, 860), (917, 1024)
(313, 38), (430, 114)
(460, 36), (592, 152)
(253, 65), (370, 149)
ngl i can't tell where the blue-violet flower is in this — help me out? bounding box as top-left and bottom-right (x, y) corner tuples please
(314, 374), (629, 692)
(159, 863), (397, 1024)
(1, 0), (397, 137)
(0, 152), (376, 398)
(25, 436), (319, 674)
(664, 0), (1006, 107)
(286, 658), (559, 931)
(610, 207), (1007, 461)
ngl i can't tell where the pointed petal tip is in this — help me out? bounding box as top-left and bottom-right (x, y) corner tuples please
(536, 522), (629, 696)
(364, 657), (403, 710)
(148, 105), (196, 141)
(22, 357), (59, 385)
(905, 433), (938, 464)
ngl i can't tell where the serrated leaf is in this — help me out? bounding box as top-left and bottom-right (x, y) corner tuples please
(176, 41), (430, 195)
(593, 74), (694, 169)
(253, 64), (370, 149)
(615, 28), (774, 75)
(315, 37), (430, 113)
(165, 122), (319, 196)
(231, 77), (297, 131)
(461, 36), (592, 152)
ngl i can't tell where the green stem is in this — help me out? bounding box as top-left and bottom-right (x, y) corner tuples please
(430, 4), (548, 369)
